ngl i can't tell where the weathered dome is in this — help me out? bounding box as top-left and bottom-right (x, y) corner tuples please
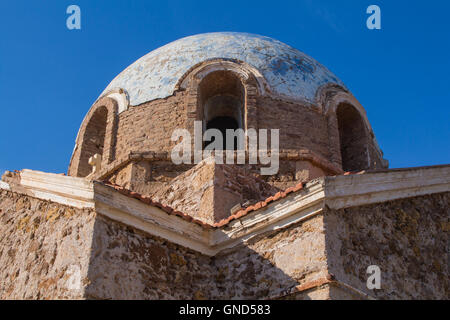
(100, 32), (345, 106)
(70, 31), (387, 186)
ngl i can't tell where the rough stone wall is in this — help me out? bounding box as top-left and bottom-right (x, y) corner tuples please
(106, 160), (194, 197)
(212, 215), (328, 299)
(151, 159), (216, 225)
(151, 158), (279, 225)
(85, 215), (215, 299)
(105, 162), (134, 189)
(105, 154), (333, 198)
(324, 192), (450, 300)
(262, 159), (327, 190)
(0, 190), (95, 299)
(85, 214), (328, 300)
(104, 155), (332, 223)
(213, 162), (280, 223)
(6, 187), (446, 300)
(365, 138), (386, 170)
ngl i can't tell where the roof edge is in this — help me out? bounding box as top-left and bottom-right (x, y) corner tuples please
(2, 165), (449, 256)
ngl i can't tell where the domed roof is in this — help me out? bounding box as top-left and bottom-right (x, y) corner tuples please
(100, 32), (345, 106)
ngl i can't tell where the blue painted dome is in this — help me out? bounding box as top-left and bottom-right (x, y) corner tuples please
(100, 32), (345, 106)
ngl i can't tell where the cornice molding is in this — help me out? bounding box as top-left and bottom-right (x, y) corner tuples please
(2, 165), (449, 256)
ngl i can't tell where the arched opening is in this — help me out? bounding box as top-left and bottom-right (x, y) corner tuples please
(198, 71), (245, 150)
(78, 106), (108, 177)
(336, 103), (369, 172)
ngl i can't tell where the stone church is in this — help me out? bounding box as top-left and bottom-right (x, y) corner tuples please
(0, 33), (448, 299)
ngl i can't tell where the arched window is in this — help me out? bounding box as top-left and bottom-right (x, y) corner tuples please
(198, 71), (244, 150)
(78, 106), (108, 177)
(336, 103), (369, 172)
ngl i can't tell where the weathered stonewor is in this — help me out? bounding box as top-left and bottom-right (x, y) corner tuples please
(0, 189), (95, 299)
(150, 157), (279, 225)
(67, 35), (388, 197)
(3, 33), (447, 300)
(0, 180), (330, 300)
(92, 147), (343, 204)
(1, 167), (448, 300)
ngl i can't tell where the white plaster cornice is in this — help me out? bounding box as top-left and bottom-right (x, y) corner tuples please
(4, 165), (449, 256)
(323, 165), (450, 210)
(15, 170), (94, 209)
(0, 180), (10, 191)
(92, 182), (215, 255)
(91, 180), (327, 256)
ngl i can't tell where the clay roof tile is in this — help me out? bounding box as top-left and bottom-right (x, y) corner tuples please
(100, 178), (314, 229)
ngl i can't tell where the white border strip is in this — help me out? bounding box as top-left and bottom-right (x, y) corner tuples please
(4, 166), (449, 255)
(0, 181), (10, 191)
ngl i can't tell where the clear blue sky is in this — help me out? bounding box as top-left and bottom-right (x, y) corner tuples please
(0, 0), (449, 174)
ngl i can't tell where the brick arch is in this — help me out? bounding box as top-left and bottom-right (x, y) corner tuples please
(315, 83), (349, 113)
(317, 86), (387, 171)
(68, 97), (118, 177)
(318, 86), (373, 135)
(180, 60), (264, 153)
(175, 58), (268, 97)
(336, 103), (370, 172)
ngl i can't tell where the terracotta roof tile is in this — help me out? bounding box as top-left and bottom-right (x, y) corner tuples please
(99, 179), (306, 229)
(99, 181), (212, 229)
(269, 276), (334, 299)
(212, 181), (304, 228)
(343, 170), (366, 176)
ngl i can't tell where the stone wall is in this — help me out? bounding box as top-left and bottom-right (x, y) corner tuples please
(103, 152), (336, 198)
(105, 160), (195, 197)
(0, 188), (329, 299)
(212, 215), (328, 299)
(0, 190), (95, 299)
(2, 186), (447, 300)
(151, 158), (216, 225)
(151, 158), (279, 225)
(324, 192), (450, 300)
(85, 214), (214, 299)
(85, 214), (328, 300)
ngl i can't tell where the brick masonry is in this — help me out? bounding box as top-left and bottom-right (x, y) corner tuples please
(68, 61), (387, 197)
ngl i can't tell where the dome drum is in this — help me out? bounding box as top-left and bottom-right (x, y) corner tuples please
(68, 32), (388, 196)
